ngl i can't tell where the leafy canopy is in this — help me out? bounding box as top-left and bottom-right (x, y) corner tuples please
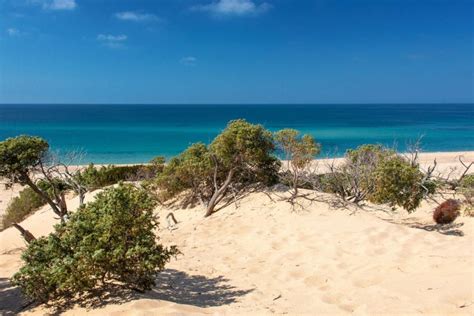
(0, 135), (49, 183)
(275, 128), (320, 169)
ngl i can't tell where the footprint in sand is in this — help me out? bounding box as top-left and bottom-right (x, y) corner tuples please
(321, 291), (356, 312)
(304, 275), (330, 290)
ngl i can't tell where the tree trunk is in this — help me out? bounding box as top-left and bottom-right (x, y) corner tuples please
(12, 223), (36, 244)
(24, 177), (61, 216)
(205, 168), (236, 217)
(24, 176), (67, 221)
(79, 191), (85, 206)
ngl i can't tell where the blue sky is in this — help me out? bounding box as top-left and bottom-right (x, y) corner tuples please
(0, 0), (472, 104)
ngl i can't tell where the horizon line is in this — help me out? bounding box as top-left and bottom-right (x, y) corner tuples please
(1, 102), (473, 106)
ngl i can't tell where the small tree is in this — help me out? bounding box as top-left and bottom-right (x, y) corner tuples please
(0, 136), (71, 241)
(157, 119), (280, 217)
(275, 129), (320, 201)
(206, 119), (280, 216)
(12, 183), (178, 303)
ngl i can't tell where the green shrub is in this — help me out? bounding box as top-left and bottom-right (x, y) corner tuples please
(2, 187), (46, 229)
(318, 144), (429, 212)
(275, 129), (320, 199)
(370, 155), (425, 212)
(76, 164), (160, 190)
(459, 174), (474, 206)
(12, 183), (178, 303)
(156, 143), (211, 202)
(318, 145), (394, 203)
(156, 119), (281, 216)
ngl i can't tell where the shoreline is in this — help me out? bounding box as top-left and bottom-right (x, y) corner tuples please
(1, 151), (472, 219)
(63, 150), (474, 167)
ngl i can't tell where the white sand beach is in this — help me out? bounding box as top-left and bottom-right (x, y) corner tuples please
(0, 151), (473, 315)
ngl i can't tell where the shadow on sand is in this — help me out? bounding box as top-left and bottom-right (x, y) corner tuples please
(0, 277), (31, 316)
(1, 269), (253, 315)
(383, 218), (465, 237)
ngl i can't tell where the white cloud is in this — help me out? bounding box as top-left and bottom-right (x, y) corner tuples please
(180, 56), (197, 66)
(48, 0), (76, 10)
(97, 34), (127, 42)
(27, 0), (76, 11)
(191, 0), (271, 17)
(97, 34), (127, 48)
(30, 0), (76, 11)
(115, 11), (160, 22)
(6, 28), (21, 37)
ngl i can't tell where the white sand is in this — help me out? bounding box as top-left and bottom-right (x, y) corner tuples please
(0, 151), (473, 315)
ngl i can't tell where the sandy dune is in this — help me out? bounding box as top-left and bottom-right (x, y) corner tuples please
(0, 152), (473, 315)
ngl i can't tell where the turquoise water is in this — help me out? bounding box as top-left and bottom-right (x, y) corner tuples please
(0, 104), (473, 163)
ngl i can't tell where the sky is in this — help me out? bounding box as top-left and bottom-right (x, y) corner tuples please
(0, 0), (472, 104)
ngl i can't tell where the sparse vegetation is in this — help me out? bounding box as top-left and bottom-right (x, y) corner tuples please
(2, 187), (46, 230)
(12, 183), (178, 303)
(317, 144), (429, 212)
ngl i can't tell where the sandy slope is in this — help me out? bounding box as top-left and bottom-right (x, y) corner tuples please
(0, 152), (473, 315)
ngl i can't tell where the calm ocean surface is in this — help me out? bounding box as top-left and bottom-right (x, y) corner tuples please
(0, 104), (473, 163)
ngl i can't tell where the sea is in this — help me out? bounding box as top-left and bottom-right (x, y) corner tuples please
(0, 104), (473, 164)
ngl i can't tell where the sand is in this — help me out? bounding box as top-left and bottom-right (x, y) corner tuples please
(0, 151), (473, 315)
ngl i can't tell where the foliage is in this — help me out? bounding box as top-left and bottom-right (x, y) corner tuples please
(370, 155), (425, 212)
(319, 145), (394, 203)
(75, 164), (159, 190)
(275, 129), (320, 199)
(209, 119), (280, 185)
(0, 135), (49, 184)
(433, 199), (461, 224)
(317, 144), (428, 212)
(156, 143), (212, 202)
(156, 119), (280, 216)
(11, 183), (178, 303)
(2, 187), (46, 230)
(458, 174), (474, 212)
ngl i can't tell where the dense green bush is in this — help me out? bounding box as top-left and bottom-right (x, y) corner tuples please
(370, 155), (425, 212)
(75, 163), (161, 190)
(12, 183), (178, 303)
(156, 143), (211, 202)
(2, 187), (46, 229)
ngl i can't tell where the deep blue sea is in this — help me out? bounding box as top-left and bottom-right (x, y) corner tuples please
(0, 104), (473, 164)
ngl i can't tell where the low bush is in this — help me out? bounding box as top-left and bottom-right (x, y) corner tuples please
(433, 199), (461, 224)
(370, 155), (425, 212)
(76, 163), (161, 190)
(12, 183), (178, 303)
(2, 187), (46, 229)
(316, 144), (429, 212)
(459, 174), (474, 205)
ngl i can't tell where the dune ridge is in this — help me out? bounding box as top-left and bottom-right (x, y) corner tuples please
(0, 151), (473, 315)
